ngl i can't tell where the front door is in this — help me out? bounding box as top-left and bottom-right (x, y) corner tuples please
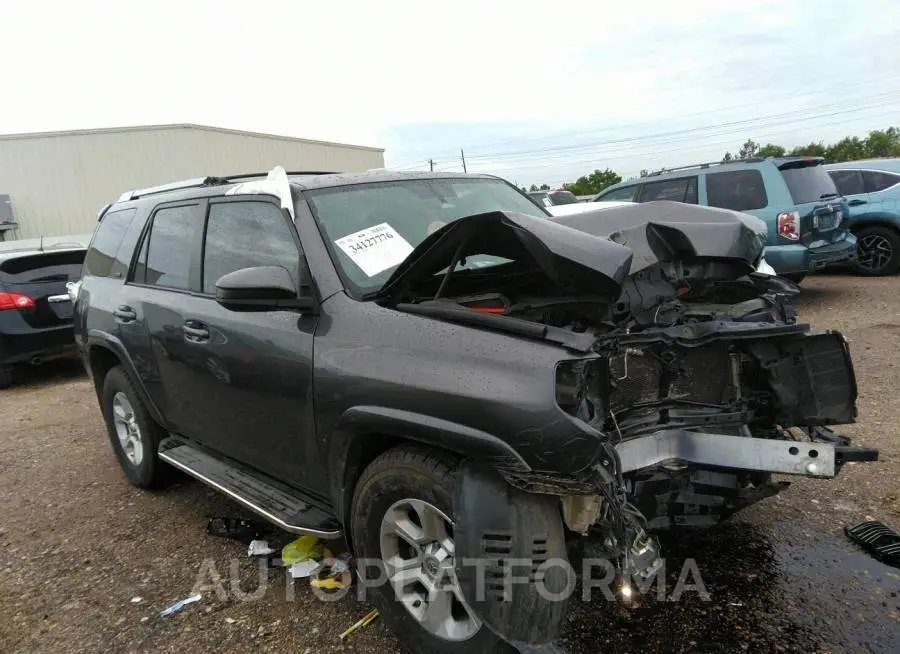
(171, 196), (317, 484)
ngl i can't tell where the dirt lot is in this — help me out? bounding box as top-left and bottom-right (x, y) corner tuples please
(1, 273), (899, 654)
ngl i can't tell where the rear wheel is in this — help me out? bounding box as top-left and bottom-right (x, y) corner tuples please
(101, 366), (168, 488)
(351, 446), (512, 654)
(853, 226), (900, 276)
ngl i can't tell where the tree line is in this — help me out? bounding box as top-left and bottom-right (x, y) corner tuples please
(522, 126), (900, 196)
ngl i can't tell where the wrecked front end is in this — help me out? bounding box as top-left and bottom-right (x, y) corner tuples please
(377, 203), (877, 649)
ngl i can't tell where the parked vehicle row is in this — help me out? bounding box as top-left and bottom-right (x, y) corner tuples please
(825, 158), (900, 276)
(0, 237), (88, 388)
(69, 166), (876, 653)
(594, 156), (858, 282)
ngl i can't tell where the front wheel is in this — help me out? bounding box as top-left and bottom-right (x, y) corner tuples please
(853, 226), (900, 276)
(350, 446), (512, 654)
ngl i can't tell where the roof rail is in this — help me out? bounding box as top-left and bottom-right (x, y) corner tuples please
(645, 157), (767, 177)
(117, 170), (337, 202)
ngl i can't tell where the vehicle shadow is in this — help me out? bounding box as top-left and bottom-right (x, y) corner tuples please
(10, 357), (86, 389)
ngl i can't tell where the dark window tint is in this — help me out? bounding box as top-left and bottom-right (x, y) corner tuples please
(641, 177), (698, 203)
(0, 250), (85, 284)
(83, 208), (137, 277)
(134, 205), (198, 289)
(548, 190), (578, 205)
(202, 201), (299, 294)
(863, 170), (900, 193)
(779, 163), (838, 204)
(828, 170), (865, 196)
(707, 169), (768, 211)
(597, 185), (639, 202)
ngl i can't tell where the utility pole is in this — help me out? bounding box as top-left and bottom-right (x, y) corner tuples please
(460, 149), (467, 173)
(428, 159), (435, 172)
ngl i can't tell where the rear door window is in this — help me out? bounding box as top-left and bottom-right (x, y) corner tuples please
(862, 170), (900, 193)
(779, 162), (839, 204)
(707, 169), (768, 211)
(83, 208), (138, 278)
(133, 204), (201, 290)
(828, 170), (865, 196)
(201, 200), (300, 294)
(640, 177), (699, 203)
(598, 185), (639, 202)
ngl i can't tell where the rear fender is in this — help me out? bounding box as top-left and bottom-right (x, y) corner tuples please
(85, 331), (166, 426)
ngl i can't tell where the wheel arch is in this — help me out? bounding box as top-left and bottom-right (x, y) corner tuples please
(86, 332), (165, 426)
(849, 218), (900, 235)
(328, 405), (531, 540)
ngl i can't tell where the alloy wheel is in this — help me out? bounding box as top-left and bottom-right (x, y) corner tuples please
(112, 392), (144, 465)
(857, 232), (894, 273)
(379, 498), (481, 642)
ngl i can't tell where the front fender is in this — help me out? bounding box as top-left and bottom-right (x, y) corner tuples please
(328, 405), (531, 524)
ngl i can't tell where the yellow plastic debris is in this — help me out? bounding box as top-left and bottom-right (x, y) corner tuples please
(281, 535), (323, 565)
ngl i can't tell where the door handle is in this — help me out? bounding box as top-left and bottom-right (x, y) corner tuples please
(848, 198), (867, 206)
(182, 321), (210, 343)
(113, 306), (137, 322)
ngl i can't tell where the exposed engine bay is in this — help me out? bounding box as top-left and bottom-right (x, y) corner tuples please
(376, 202), (878, 594)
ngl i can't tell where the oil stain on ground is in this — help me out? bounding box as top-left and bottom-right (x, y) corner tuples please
(561, 521), (900, 653)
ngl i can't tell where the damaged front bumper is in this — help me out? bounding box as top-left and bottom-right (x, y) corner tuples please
(616, 428), (878, 479)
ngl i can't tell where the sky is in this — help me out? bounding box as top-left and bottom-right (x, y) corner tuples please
(2, 0), (899, 186)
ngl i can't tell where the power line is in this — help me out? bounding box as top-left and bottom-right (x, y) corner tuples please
(392, 73), (900, 156)
(387, 84), (900, 170)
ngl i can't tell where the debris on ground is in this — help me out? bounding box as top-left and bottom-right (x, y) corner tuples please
(247, 539), (275, 557)
(159, 593), (202, 617)
(288, 560), (319, 579)
(206, 517), (270, 541)
(845, 521), (900, 567)
(130, 596), (142, 604)
(281, 535), (323, 564)
(339, 609), (379, 640)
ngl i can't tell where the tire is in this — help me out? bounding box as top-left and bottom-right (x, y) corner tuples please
(852, 226), (900, 276)
(101, 366), (168, 488)
(0, 366), (13, 389)
(351, 446), (513, 654)
(782, 273), (807, 284)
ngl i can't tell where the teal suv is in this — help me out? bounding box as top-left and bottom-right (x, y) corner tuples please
(595, 157), (857, 282)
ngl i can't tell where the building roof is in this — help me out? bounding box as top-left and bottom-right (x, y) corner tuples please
(0, 123), (383, 153)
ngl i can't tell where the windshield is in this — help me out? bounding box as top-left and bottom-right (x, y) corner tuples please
(306, 177), (548, 296)
(779, 163), (839, 204)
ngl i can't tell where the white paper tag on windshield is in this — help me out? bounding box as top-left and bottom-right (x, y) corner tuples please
(334, 223), (414, 277)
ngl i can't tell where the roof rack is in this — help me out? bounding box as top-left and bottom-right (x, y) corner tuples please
(645, 157), (768, 176)
(117, 170), (337, 202)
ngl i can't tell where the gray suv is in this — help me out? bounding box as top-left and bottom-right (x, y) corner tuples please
(73, 167), (875, 653)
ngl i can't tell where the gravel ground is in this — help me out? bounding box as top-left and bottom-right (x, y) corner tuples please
(1, 272), (899, 654)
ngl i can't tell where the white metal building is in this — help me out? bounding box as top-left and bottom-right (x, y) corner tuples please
(0, 124), (384, 240)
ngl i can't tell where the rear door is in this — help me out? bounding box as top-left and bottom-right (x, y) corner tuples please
(861, 169), (900, 215)
(777, 160), (844, 243)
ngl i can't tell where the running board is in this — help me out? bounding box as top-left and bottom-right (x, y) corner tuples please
(158, 439), (342, 539)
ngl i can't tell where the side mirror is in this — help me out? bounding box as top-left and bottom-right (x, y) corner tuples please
(215, 266), (316, 312)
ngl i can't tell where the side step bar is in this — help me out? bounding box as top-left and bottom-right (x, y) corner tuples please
(159, 439), (342, 540)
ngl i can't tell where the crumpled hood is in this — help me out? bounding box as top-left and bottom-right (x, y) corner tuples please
(553, 201), (768, 274)
(377, 210), (634, 300)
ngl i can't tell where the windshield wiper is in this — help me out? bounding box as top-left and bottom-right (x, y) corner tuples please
(820, 192), (840, 199)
